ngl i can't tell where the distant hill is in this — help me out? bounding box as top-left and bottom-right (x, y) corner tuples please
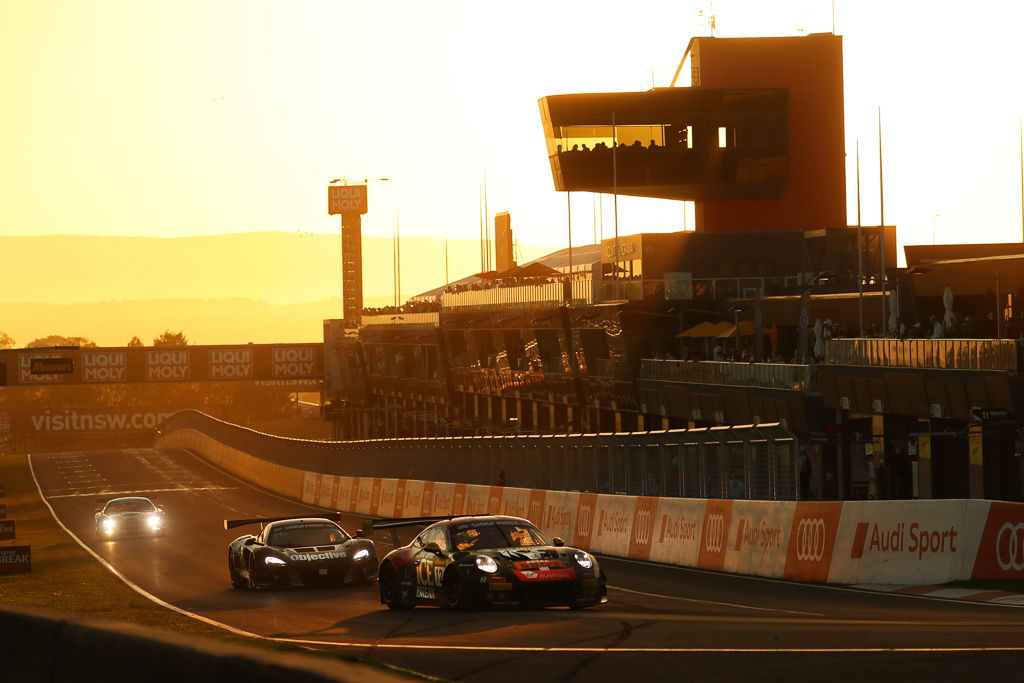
(0, 231), (554, 305)
(0, 232), (563, 346)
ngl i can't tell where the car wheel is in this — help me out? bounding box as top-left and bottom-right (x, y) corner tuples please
(229, 550), (245, 589)
(380, 564), (413, 609)
(443, 568), (466, 610)
(246, 555), (260, 591)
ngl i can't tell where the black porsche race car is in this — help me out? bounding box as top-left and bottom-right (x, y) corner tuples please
(376, 514), (607, 609)
(226, 513), (377, 590)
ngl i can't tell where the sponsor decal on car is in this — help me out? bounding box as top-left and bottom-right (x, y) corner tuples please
(291, 551), (346, 561)
(512, 559), (566, 570)
(512, 567), (576, 582)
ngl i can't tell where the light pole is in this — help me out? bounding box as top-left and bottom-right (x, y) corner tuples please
(728, 305), (745, 357)
(909, 266), (1002, 338)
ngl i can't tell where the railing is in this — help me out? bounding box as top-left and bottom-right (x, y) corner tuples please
(589, 358), (633, 380)
(641, 358), (818, 392)
(596, 275), (803, 302)
(440, 279), (592, 309)
(161, 410), (801, 500)
(360, 312), (439, 326)
(825, 338), (1019, 373)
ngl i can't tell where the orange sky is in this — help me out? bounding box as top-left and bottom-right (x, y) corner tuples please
(2, 0), (1023, 279)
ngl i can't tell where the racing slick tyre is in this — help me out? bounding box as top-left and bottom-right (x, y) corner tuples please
(443, 568), (468, 610)
(229, 550), (246, 589)
(246, 555), (261, 591)
(380, 564), (413, 610)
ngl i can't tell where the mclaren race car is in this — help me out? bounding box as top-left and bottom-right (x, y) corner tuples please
(376, 514), (607, 609)
(226, 513), (377, 590)
(95, 496), (167, 539)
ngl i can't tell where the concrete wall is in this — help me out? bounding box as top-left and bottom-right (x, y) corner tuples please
(159, 428), (1024, 584)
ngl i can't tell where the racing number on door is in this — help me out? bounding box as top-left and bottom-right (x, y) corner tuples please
(416, 555), (447, 587)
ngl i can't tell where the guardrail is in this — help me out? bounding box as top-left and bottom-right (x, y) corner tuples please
(825, 338), (1019, 373)
(641, 358), (818, 392)
(160, 410), (800, 501)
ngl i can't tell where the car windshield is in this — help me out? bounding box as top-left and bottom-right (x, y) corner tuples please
(450, 521), (549, 551)
(104, 499), (155, 514)
(268, 523), (348, 548)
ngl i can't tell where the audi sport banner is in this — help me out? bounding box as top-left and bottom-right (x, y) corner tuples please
(0, 343), (323, 386)
(0, 545), (30, 574)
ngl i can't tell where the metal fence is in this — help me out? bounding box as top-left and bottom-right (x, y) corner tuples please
(825, 338), (1019, 373)
(641, 358), (818, 391)
(162, 411), (800, 501)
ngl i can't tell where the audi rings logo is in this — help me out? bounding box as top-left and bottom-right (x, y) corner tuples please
(704, 514), (725, 553)
(577, 505), (593, 537)
(635, 509), (652, 546)
(996, 522), (1024, 571)
(795, 518), (827, 562)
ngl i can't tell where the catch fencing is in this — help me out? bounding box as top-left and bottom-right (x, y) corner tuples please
(160, 410), (800, 501)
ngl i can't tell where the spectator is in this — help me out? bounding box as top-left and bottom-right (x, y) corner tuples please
(930, 315), (944, 339)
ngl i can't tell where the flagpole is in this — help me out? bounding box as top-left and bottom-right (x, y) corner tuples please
(878, 107), (887, 336)
(613, 111), (620, 300)
(857, 138), (864, 337)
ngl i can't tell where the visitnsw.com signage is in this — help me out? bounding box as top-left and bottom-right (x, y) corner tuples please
(0, 343), (323, 387)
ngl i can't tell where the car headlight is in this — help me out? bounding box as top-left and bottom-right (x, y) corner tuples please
(353, 548), (369, 560)
(573, 551), (593, 569)
(475, 556), (499, 573)
(264, 556), (287, 566)
(101, 518), (116, 534)
(147, 514), (162, 530)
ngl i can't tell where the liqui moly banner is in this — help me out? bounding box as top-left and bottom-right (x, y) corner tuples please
(18, 353), (65, 384)
(209, 349), (253, 379)
(146, 349), (190, 381)
(82, 351), (126, 383)
(272, 347), (318, 378)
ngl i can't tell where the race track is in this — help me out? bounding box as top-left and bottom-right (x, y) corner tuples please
(28, 448), (1024, 682)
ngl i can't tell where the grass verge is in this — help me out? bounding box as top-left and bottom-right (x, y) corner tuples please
(0, 452), (422, 678)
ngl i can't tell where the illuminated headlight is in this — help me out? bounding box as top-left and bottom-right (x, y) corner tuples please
(264, 556), (287, 566)
(573, 551), (593, 569)
(353, 548), (370, 560)
(147, 515), (162, 531)
(101, 518), (116, 534)
(475, 556), (499, 574)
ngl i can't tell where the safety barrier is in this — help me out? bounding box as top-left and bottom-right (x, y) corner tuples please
(0, 604), (406, 683)
(158, 423), (1024, 584)
(159, 411), (800, 500)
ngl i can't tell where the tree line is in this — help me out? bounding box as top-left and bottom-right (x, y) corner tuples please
(0, 330), (189, 349)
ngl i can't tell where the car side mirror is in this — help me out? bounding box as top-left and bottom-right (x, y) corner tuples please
(355, 529), (367, 538)
(95, 508), (102, 514)
(552, 537), (566, 547)
(423, 542), (445, 555)
(244, 538), (257, 546)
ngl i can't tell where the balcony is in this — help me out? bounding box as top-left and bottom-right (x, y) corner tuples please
(441, 279), (593, 310)
(825, 338), (1020, 373)
(360, 312), (439, 327)
(640, 358), (817, 391)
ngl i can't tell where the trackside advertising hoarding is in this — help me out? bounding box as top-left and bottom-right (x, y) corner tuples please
(160, 427), (1024, 585)
(8, 409), (174, 435)
(0, 343), (322, 386)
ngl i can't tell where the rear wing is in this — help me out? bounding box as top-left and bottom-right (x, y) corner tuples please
(367, 515), (487, 546)
(224, 511), (345, 531)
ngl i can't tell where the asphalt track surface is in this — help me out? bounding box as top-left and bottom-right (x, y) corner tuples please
(28, 448), (1024, 682)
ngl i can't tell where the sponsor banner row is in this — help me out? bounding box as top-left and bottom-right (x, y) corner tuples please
(296, 470), (1024, 584)
(1, 344), (322, 385)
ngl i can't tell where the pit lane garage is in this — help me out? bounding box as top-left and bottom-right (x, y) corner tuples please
(376, 515), (607, 609)
(95, 496), (167, 539)
(226, 513), (377, 590)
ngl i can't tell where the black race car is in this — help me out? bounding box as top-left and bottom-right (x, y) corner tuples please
(376, 514), (607, 609)
(226, 513), (377, 590)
